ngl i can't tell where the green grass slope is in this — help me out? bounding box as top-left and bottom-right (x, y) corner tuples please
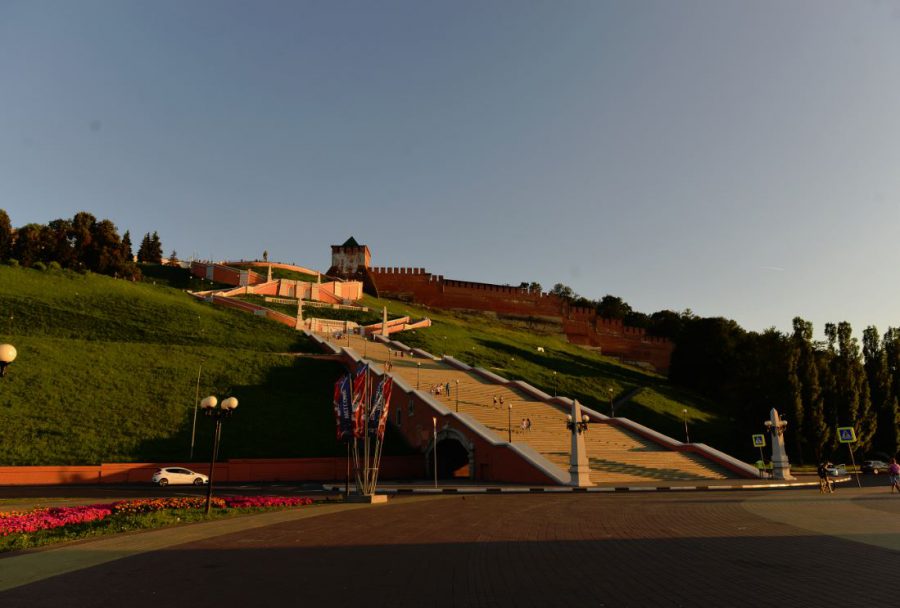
(359, 295), (745, 457)
(0, 266), (409, 466)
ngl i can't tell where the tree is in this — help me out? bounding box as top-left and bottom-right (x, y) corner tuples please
(45, 218), (75, 268)
(596, 295), (632, 320)
(647, 310), (685, 340)
(830, 322), (876, 453)
(148, 231), (163, 263)
(0, 209), (12, 260)
(169, 250), (178, 265)
(12, 223), (52, 267)
(550, 283), (577, 302)
(880, 328), (900, 456)
(787, 317), (826, 462)
(262, 250), (268, 262)
(136, 233), (151, 263)
(90, 219), (125, 275)
(70, 212), (96, 271)
(121, 230), (133, 262)
(862, 327), (891, 455)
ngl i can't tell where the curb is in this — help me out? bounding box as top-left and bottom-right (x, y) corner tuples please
(325, 479), (831, 495)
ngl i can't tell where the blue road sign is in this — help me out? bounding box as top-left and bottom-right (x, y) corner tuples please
(837, 427), (857, 444)
(752, 434), (766, 448)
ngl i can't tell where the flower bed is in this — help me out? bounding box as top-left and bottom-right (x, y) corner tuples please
(0, 505), (113, 536)
(0, 495), (315, 537)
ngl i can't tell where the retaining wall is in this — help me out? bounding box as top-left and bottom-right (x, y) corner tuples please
(0, 456), (425, 486)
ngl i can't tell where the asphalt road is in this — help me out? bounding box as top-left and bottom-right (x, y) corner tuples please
(1, 485), (898, 608)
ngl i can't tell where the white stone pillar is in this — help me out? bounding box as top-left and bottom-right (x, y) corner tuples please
(569, 400), (593, 487)
(767, 408), (795, 480)
(381, 306), (389, 337)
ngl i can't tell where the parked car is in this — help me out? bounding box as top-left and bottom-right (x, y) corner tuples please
(152, 467), (208, 487)
(861, 460), (889, 474)
(825, 463), (848, 477)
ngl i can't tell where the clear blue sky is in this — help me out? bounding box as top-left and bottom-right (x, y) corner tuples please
(3, 1), (900, 337)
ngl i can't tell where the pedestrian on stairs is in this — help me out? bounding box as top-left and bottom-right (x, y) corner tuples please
(493, 396), (498, 408)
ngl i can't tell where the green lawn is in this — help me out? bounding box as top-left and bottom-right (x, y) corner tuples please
(248, 264), (319, 282)
(0, 263), (748, 464)
(0, 265), (411, 465)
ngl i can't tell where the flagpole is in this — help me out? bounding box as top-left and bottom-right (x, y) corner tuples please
(366, 368), (373, 493)
(372, 375), (391, 492)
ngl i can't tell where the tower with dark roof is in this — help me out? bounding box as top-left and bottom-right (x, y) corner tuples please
(327, 237), (371, 279)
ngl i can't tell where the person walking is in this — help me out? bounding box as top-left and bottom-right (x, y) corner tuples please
(445, 382), (451, 397)
(889, 458), (900, 494)
(817, 462), (833, 493)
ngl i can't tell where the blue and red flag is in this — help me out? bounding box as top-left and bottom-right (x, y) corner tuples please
(333, 375), (353, 442)
(368, 375), (391, 436)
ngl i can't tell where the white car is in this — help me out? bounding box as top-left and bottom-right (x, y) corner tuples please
(152, 467), (208, 487)
(825, 463), (848, 477)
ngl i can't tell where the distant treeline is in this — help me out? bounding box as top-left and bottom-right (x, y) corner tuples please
(0, 209), (164, 280)
(546, 281), (900, 462)
(667, 315), (900, 464)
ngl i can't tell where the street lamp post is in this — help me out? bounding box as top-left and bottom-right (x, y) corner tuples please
(553, 371), (558, 397)
(455, 379), (460, 412)
(608, 388), (614, 418)
(566, 413), (590, 434)
(507, 402), (513, 442)
(417, 362), (421, 390)
(682, 409), (690, 444)
(200, 395), (238, 514)
(0, 344), (16, 378)
(432, 416), (438, 488)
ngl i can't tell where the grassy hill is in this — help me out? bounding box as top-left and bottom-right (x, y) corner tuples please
(0, 263), (749, 466)
(0, 265), (410, 466)
(357, 295), (746, 458)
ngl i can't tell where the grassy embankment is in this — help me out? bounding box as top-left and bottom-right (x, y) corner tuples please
(0, 265), (410, 466)
(353, 295), (745, 457)
(246, 264), (319, 282)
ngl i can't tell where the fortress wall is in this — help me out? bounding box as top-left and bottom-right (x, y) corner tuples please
(368, 267), (443, 303)
(562, 318), (673, 372)
(368, 267), (562, 316)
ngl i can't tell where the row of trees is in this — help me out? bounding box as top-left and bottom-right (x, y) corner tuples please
(667, 314), (899, 462)
(0, 210), (164, 279)
(542, 282), (898, 460)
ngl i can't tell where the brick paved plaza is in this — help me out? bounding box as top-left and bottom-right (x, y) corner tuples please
(1, 488), (898, 607)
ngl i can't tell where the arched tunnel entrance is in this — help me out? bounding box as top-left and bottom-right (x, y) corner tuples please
(426, 427), (474, 480)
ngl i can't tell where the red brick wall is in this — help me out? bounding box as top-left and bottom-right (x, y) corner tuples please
(0, 457), (425, 486)
(368, 268), (673, 372)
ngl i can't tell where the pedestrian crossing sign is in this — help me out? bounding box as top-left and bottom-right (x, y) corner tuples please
(752, 434), (766, 448)
(837, 427), (857, 443)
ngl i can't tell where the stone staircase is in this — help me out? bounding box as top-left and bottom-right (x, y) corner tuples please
(331, 333), (734, 484)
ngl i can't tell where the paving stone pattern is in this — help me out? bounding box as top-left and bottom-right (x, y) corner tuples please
(3, 491), (897, 607)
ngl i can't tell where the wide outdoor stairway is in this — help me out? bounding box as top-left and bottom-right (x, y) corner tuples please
(334, 334), (733, 484)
